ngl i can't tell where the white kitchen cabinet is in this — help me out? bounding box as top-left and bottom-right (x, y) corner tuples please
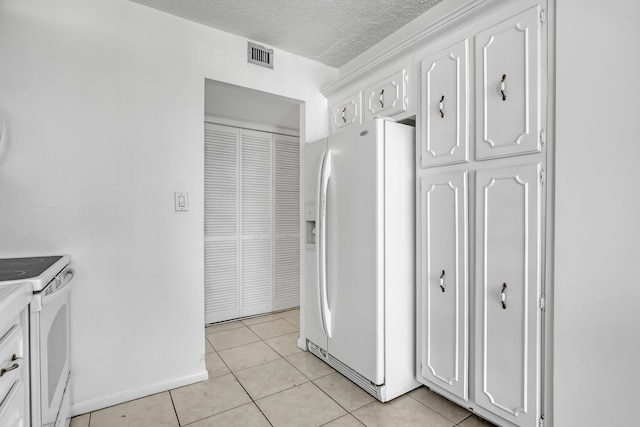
(330, 92), (362, 133)
(0, 284), (31, 427)
(419, 39), (469, 167)
(417, 162), (543, 427)
(363, 67), (409, 121)
(474, 163), (542, 426)
(475, 5), (543, 160)
(417, 171), (469, 400)
(204, 123), (299, 323)
(415, 2), (547, 425)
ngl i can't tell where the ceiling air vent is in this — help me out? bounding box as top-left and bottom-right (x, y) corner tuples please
(248, 42), (273, 69)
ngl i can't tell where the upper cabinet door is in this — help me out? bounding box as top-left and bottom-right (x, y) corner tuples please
(331, 92), (362, 133)
(364, 68), (408, 121)
(475, 5), (542, 160)
(474, 163), (542, 427)
(420, 39), (469, 168)
(417, 171), (469, 401)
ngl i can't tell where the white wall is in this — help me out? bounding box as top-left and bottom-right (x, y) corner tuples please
(554, 1), (640, 425)
(0, 0), (336, 414)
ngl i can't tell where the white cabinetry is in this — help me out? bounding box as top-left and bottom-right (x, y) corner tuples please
(363, 68), (409, 121)
(331, 92), (362, 133)
(326, 59), (414, 134)
(416, 2), (547, 426)
(417, 171), (469, 400)
(419, 39), (469, 167)
(474, 164), (542, 426)
(204, 123), (300, 323)
(0, 284), (31, 427)
(475, 5), (543, 160)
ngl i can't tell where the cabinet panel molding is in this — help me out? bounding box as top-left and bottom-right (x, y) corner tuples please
(364, 68), (408, 121)
(417, 171), (469, 400)
(331, 92), (362, 133)
(475, 163), (542, 426)
(476, 5), (542, 160)
(420, 39), (470, 167)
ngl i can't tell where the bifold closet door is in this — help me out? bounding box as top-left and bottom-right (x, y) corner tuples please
(274, 134), (300, 311)
(417, 171), (468, 400)
(204, 124), (240, 323)
(205, 123), (300, 323)
(240, 130), (273, 317)
(474, 163), (542, 427)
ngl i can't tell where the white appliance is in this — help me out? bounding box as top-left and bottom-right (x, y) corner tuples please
(0, 255), (74, 427)
(304, 118), (419, 402)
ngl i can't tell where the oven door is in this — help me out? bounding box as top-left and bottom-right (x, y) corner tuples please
(31, 277), (73, 427)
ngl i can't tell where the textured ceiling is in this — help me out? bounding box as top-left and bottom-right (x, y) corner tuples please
(129, 0), (443, 67)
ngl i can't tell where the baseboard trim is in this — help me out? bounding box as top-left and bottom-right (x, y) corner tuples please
(70, 369), (209, 416)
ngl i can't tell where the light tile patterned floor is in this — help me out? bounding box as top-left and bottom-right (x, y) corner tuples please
(70, 308), (497, 426)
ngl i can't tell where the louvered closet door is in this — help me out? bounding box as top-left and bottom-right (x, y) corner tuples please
(241, 130), (273, 317)
(204, 124), (240, 323)
(274, 134), (300, 310)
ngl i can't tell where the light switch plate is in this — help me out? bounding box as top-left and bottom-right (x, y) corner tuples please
(174, 192), (189, 211)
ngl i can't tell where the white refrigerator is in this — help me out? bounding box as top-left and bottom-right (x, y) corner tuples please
(304, 118), (419, 402)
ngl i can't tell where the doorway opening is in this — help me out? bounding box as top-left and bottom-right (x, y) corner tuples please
(204, 80), (302, 325)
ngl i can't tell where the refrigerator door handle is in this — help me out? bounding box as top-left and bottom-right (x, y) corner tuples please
(317, 149), (333, 338)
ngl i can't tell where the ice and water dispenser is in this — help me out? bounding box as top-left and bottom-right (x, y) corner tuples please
(305, 201), (317, 247)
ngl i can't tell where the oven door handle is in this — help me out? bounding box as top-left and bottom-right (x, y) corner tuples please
(32, 269), (74, 312)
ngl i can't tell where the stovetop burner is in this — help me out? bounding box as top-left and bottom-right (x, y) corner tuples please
(0, 256), (63, 280)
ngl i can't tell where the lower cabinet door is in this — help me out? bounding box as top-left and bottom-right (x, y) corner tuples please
(474, 163), (542, 427)
(417, 171), (469, 400)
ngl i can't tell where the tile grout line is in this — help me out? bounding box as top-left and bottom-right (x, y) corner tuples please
(167, 388), (182, 426)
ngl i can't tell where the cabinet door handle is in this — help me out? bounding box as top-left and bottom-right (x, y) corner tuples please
(0, 363), (19, 377)
(342, 107), (347, 123)
(439, 95), (445, 118)
(379, 89), (385, 108)
(439, 270), (446, 292)
(501, 283), (507, 309)
(500, 74), (507, 101)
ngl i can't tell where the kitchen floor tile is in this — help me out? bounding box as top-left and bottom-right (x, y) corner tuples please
(206, 326), (260, 351)
(457, 414), (498, 426)
(79, 308), (499, 427)
(170, 373), (251, 425)
(278, 308), (300, 319)
(351, 395), (456, 427)
(283, 314), (300, 328)
(286, 351), (336, 380)
(322, 414), (366, 427)
(185, 403), (271, 427)
(248, 318), (298, 339)
(204, 336), (214, 353)
(314, 372), (376, 412)
(89, 392), (178, 427)
(264, 331), (303, 357)
(69, 413), (90, 427)
(205, 320), (244, 334)
(218, 340), (281, 371)
(256, 382), (347, 427)
(234, 358), (309, 400)
(241, 313), (282, 326)
(409, 387), (471, 423)
(205, 351), (230, 379)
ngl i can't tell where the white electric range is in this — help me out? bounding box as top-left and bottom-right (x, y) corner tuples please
(0, 255), (74, 427)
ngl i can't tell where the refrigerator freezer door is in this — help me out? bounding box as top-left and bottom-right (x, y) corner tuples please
(304, 139), (328, 352)
(325, 120), (385, 385)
